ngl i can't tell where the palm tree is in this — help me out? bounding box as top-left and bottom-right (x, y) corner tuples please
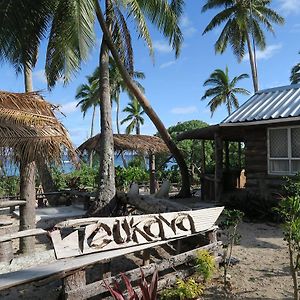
(42, 0), (191, 215)
(121, 99), (145, 135)
(290, 53), (300, 84)
(76, 76), (99, 167)
(202, 67), (250, 116)
(202, 0), (284, 92)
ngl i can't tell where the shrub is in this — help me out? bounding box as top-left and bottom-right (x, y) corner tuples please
(160, 278), (204, 300)
(195, 250), (215, 282)
(104, 269), (158, 300)
(0, 176), (19, 196)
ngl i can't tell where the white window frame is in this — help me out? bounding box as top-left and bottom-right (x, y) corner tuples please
(268, 126), (300, 175)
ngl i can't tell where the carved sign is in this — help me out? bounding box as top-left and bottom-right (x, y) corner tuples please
(50, 207), (224, 259)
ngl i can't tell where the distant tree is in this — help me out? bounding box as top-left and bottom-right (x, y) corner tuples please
(121, 99), (145, 135)
(202, 0), (284, 92)
(290, 53), (300, 84)
(202, 67), (250, 116)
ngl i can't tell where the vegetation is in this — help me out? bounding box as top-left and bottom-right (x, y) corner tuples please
(202, 67), (250, 116)
(160, 278), (204, 300)
(202, 0), (284, 92)
(195, 250), (216, 282)
(219, 209), (244, 289)
(121, 99), (145, 135)
(104, 269), (158, 300)
(0, 176), (19, 197)
(290, 52), (300, 84)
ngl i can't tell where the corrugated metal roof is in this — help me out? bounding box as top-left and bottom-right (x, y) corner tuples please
(222, 84), (300, 124)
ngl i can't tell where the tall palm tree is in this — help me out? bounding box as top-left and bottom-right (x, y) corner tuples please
(121, 99), (145, 135)
(76, 76), (99, 167)
(202, 67), (250, 116)
(43, 0), (191, 215)
(290, 53), (300, 84)
(202, 0), (284, 92)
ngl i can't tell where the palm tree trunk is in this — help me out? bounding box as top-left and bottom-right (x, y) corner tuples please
(116, 98), (127, 168)
(136, 121), (140, 135)
(95, 3), (191, 197)
(88, 35), (116, 216)
(245, 31), (259, 92)
(20, 63), (36, 253)
(89, 105), (96, 168)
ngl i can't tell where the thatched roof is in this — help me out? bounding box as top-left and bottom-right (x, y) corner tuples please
(78, 134), (169, 155)
(0, 91), (75, 162)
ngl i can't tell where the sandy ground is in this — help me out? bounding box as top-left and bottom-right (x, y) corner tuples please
(203, 221), (293, 300)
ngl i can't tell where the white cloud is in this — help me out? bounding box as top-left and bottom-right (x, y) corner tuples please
(171, 106), (198, 115)
(153, 40), (172, 53)
(244, 44), (282, 61)
(159, 60), (176, 69)
(33, 69), (47, 84)
(180, 15), (197, 37)
(60, 101), (78, 114)
(278, 0), (300, 15)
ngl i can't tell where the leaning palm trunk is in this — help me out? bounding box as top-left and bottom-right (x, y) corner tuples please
(89, 105), (96, 167)
(245, 32), (259, 92)
(95, 3), (191, 197)
(88, 37), (116, 216)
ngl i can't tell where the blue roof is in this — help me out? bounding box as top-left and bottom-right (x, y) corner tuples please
(222, 84), (300, 124)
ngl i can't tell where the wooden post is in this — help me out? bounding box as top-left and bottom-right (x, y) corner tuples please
(201, 140), (206, 174)
(0, 240), (13, 263)
(64, 270), (86, 300)
(238, 142), (242, 170)
(19, 160), (36, 254)
(143, 249), (150, 266)
(176, 240), (182, 254)
(149, 154), (156, 194)
(225, 141), (229, 171)
(214, 133), (223, 202)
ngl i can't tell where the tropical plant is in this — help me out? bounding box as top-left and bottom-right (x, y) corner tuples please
(290, 53), (300, 84)
(160, 278), (204, 300)
(104, 269), (158, 300)
(202, 67), (250, 116)
(195, 249), (216, 282)
(202, 0), (284, 92)
(219, 209), (244, 289)
(121, 99), (145, 135)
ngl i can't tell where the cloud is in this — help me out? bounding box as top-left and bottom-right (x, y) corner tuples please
(159, 60), (176, 69)
(33, 69), (47, 84)
(180, 15), (197, 37)
(171, 106), (198, 115)
(244, 44), (282, 61)
(278, 0), (300, 15)
(153, 40), (172, 53)
(60, 101), (78, 114)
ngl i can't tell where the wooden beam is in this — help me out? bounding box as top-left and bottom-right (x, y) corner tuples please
(0, 229), (47, 243)
(0, 200), (26, 208)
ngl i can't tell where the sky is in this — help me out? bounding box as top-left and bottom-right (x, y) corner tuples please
(1, 0), (300, 146)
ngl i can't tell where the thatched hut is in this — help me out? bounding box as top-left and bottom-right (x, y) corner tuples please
(0, 91), (75, 252)
(78, 134), (169, 193)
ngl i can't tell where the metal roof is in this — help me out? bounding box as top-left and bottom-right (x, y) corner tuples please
(222, 84), (300, 125)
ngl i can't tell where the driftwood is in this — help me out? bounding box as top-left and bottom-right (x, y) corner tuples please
(0, 229), (47, 243)
(0, 200), (26, 208)
(50, 208), (223, 259)
(120, 183), (190, 214)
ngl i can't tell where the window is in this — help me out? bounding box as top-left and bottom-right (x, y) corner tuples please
(268, 126), (300, 175)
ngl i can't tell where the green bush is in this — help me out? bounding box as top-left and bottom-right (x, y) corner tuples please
(115, 166), (149, 191)
(0, 176), (19, 196)
(160, 278), (204, 300)
(195, 250), (215, 282)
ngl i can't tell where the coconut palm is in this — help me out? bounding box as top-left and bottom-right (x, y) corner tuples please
(121, 99), (145, 135)
(202, 67), (250, 116)
(42, 0), (190, 215)
(290, 53), (300, 84)
(202, 0), (284, 92)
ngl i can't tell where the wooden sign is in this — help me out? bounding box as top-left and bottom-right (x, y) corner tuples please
(50, 207), (224, 259)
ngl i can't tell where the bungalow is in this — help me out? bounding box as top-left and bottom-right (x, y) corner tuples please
(177, 84), (300, 202)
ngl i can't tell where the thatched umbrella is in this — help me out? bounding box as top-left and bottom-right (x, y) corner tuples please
(0, 91), (75, 252)
(78, 134), (169, 193)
